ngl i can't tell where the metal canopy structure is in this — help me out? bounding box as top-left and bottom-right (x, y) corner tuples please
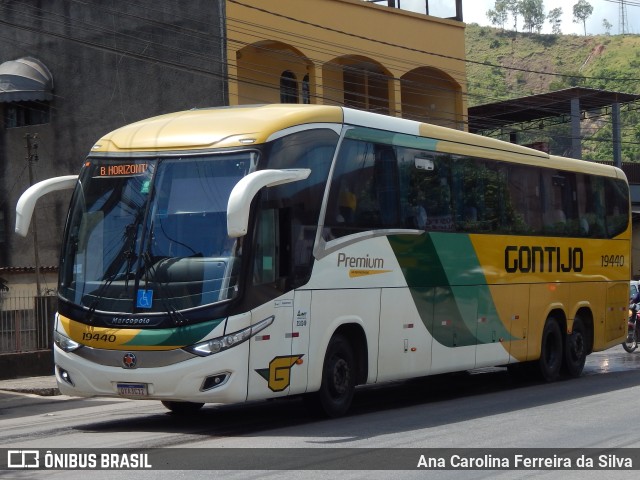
(467, 87), (640, 165)
(0, 57), (53, 103)
(468, 87), (639, 133)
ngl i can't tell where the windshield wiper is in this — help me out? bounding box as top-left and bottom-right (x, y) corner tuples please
(138, 249), (190, 326)
(134, 218), (189, 326)
(85, 215), (143, 322)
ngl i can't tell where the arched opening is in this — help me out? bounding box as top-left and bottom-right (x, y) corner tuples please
(323, 56), (392, 114)
(401, 67), (462, 129)
(236, 41), (313, 105)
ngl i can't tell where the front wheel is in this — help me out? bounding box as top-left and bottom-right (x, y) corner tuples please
(622, 327), (638, 353)
(308, 334), (356, 418)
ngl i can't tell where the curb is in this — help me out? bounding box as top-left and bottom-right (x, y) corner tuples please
(0, 376), (60, 397)
(0, 386), (61, 396)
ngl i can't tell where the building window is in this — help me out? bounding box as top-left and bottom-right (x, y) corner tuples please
(280, 71), (298, 104)
(4, 101), (50, 128)
(302, 74), (310, 104)
(343, 69), (366, 110)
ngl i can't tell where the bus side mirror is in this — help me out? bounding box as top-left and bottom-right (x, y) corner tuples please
(15, 175), (78, 237)
(227, 169), (311, 238)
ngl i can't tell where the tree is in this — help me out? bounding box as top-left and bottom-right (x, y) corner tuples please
(602, 18), (612, 35)
(488, 0), (521, 33)
(548, 7), (563, 34)
(487, 0), (509, 30)
(573, 0), (593, 36)
(506, 0), (521, 33)
(520, 0), (546, 33)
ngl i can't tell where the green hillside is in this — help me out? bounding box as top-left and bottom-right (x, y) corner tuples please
(464, 24), (640, 161)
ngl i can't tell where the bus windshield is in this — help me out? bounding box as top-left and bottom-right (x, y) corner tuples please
(59, 152), (255, 314)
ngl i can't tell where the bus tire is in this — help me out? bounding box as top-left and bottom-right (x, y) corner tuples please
(314, 334), (356, 418)
(563, 318), (587, 378)
(161, 400), (204, 414)
(538, 318), (563, 382)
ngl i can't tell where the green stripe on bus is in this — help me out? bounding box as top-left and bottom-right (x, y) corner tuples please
(389, 233), (513, 347)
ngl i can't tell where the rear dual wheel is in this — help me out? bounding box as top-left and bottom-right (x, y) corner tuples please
(564, 318), (587, 377)
(538, 318), (563, 382)
(538, 317), (588, 381)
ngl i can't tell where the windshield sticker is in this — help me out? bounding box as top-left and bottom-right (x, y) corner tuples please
(136, 289), (153, 309)
(274, 299), (293, 308)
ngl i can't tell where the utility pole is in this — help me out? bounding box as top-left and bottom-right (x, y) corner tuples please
(25, 133), (42, 297)
(619, 0), (628, 35)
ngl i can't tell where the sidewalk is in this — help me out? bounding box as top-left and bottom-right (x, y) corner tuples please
(0, 375), (59, 396)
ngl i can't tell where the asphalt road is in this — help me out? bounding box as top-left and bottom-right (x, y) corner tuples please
(2, 346), (640, 479)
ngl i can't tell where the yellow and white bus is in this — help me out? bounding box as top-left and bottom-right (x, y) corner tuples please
(16, 104), (630, 417)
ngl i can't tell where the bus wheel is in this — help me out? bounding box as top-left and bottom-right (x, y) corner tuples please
(563, 318), (587, 378)
(161, 400), (204, 414)
(538, 318), (563, 382)
(316, 334), (356, 418)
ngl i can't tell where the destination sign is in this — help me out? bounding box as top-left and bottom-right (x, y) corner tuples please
(96, 163), (148, 177)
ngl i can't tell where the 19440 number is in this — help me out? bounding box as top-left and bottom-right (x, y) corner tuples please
(601, 255), (625, 267)
(82, 332), (117, 343)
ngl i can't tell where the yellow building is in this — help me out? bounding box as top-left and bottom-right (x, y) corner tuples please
(226, 0), (467, 130)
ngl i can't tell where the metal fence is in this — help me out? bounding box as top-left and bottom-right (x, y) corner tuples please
(0, 292), (57, 353)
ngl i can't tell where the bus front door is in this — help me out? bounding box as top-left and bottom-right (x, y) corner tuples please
(246, 296), (296, 401)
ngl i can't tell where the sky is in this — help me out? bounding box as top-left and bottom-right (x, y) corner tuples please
(399, 0), (637, 35)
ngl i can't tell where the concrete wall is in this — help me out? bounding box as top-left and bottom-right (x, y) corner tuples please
(0, 351), (53, 380)
(0, 0), (227, 275)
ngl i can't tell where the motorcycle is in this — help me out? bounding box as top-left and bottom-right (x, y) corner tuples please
(623, 304), (640, 353)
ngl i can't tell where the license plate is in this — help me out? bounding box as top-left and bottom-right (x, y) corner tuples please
(116, 383), (148, 397)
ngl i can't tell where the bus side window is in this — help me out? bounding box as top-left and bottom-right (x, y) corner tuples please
(453, 157), (485, 232)
(505, 164), (541, 234)
(555, 172), (583, 237)
(253, 207), (278, 286)
(541, 172), (568, 234)
(400, 150), (429, 230)
(585, 176), (606, 237)
(264, 128), (339, 286)
(420, 154), (454, 231)
(574, 173), (591, 236)
(605, 177), (630, 237)
(325, 139), (379, 236)
(374, 146), (400, 227)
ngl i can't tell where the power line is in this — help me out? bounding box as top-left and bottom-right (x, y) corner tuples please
(2, 0), (637, 109)
(0, 2), (473, 126)
(1, 0), (638, 155)
(228, 0), (640, 83)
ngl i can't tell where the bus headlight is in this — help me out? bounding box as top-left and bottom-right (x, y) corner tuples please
(184, 315), (274, 357)
(54, 331), (82, 352)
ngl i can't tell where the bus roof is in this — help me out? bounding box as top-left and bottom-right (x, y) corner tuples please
(90, 104), (344, 153)
(89, 104), (624, 180)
